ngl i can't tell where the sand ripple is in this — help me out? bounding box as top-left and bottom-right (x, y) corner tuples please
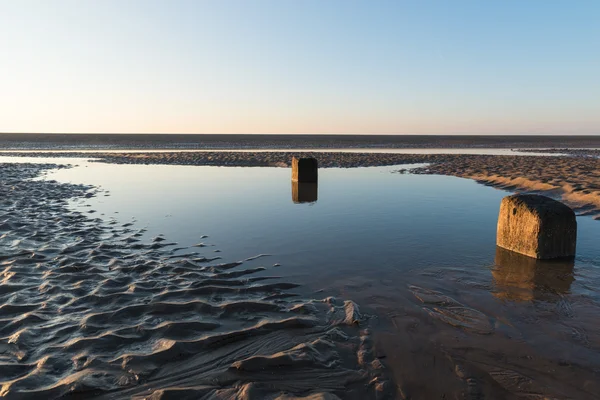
(0, 163), (387, 399)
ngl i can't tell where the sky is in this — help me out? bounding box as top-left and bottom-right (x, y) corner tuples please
(0, 0), (599, 135)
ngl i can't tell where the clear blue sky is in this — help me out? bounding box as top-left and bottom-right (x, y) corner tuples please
(1, 0), (599, 134)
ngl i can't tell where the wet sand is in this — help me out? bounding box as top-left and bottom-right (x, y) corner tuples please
(0, 163), (386, 399)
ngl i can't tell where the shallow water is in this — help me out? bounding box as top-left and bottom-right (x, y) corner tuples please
(2, 158), (600, 398)
(0, 162), (385, 399)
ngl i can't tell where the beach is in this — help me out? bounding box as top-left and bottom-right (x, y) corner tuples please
(1, 145), (600, 399)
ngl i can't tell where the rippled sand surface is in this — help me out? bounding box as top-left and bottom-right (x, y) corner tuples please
(0, 163), (386, 399)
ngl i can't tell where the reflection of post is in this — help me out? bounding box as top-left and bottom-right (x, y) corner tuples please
(492, 247), (574, 301)
(292, 181), (318, 204)
(291, 157), (318, 182)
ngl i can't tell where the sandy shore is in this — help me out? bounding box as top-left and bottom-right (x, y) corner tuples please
(0, 163), (387, 399)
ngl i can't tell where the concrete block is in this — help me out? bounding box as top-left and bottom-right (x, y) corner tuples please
(496, 194), (576, 259)
(291, 157), (318, 182)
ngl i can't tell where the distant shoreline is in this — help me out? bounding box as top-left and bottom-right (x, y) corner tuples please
(1, 133), (600, 150)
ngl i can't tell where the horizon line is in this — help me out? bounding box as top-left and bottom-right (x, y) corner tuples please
(2, 132), (600, 137)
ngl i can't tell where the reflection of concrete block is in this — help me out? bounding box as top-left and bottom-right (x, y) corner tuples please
(291, 157), (318, 182)
(496, 194), (576, 259)
(493, 246), (574, 301)
(292, 181), (318, 203)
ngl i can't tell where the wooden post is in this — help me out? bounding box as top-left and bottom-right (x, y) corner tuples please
(496, 194), (576, 259)
(291, 157), (318, 182)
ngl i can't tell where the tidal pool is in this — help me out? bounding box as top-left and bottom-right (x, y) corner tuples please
(3, 156), (599, 398)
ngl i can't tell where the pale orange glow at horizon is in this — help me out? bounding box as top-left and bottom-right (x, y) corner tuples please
(1, 1), (599, 135)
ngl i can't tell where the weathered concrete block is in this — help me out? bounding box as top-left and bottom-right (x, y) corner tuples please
(292, 181), (318, 203)
(291, 157), (318, 182)
(496, 194), (576, 259)
(492, 246), (574, 301)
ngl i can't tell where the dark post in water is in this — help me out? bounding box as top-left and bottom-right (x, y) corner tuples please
(291, 157), (318, 182)
(496, 194), (577, 259)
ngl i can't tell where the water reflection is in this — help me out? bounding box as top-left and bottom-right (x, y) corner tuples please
(292, 181), (318, 203)
(492, 247), (575, 301)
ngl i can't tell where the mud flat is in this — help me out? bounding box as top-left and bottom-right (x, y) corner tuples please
(0, 150), (439, 168)
(2, 133), (600, 150)
(0, 163), (387, 399)
(519, 148), (600, 157)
